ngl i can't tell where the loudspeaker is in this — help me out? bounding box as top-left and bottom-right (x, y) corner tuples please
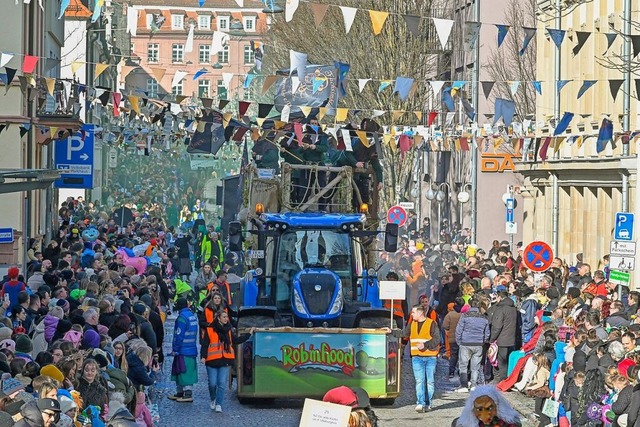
(221, 175), (241, 239)
(384, 223), (399, 253)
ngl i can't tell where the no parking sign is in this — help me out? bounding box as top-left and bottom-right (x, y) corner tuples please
(387, 205), (407, 227)
(523, 241), (554, 272)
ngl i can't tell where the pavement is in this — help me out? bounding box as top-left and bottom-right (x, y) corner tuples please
(154, 313), (536, 427)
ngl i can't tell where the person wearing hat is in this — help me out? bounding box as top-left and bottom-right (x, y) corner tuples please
(251, 124), (280, 173)
(169, 298), (199, 403)
(131, 303), (157, 355)
(322, 386), (378, 427)
(515, 284), (538, 344)
(1, 266), (26, 314)
(488, 290), (518, 382)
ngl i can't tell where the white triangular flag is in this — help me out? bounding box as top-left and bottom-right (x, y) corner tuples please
(285, 0), (299, 22)
(281, 104), (291, 123)
(126, 7), (138, 37)
(341, 129), (353, 151)
(185, 24), (195, 53)
(358, 79), (370, 93)
(234, 0), (244, 6)
(429, 80), (445, 96)
(510, 81), (520, 96)
(0, 53), (14, 68)
(432, 18), (454, 49)
(372, 110), (386, 118)
(171, 70), (188, 88)
(340, 6), (357, 34)
(291, 76), (301, 94)
(290, 50), (307, 80)
(211, 31), (229, 56)
(222, 72), (233, 87)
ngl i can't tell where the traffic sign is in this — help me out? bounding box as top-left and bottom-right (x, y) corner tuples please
(506, 222), (517, 234)
(398, 202), (415, 210)
(610, 255), (635, 271)
(610, 241), (636, 257)
(609, 269), (631, 285)
(0, 228), (14, 244)
(523, 241), (554, 272)
(387, 205), (407, 227)
(614, 212), (634, 241)
(54, 124), (94, 189)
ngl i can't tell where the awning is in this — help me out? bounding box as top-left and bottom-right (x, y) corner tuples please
(0, 169), (61, 194)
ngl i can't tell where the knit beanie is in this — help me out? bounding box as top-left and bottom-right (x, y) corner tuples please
(56, 298), (70, 313)
(82, 330), (100, 349)
(14, 334), (32, 354)
(7, 267), (19, 279)
(0, 340), (15, 353)
(0, 328), (11, 342)
(40, 365), (64, 383)
(49, 306), (64, 320)
(0, 375), (25, 397)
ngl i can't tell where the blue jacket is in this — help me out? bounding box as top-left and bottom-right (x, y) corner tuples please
(456, 308), (490, 346)
(172, 308), (198, 357)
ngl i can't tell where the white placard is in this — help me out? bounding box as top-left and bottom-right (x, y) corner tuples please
(610, 255), (636, 271)
(506, 221), (517, 234)
(610, 240), (637, 256)
(399, 202), (415, 210)
(299, 398), (352, 427)
(379, 281), (406, 300)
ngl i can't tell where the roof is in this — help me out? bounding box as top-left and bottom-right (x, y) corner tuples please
(65, 0), (92, 19)
(130, 0), (264, 7)
(260, 213), (366, 229)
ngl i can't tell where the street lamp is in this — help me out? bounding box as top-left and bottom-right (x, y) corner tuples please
(457, 183), (472, 204)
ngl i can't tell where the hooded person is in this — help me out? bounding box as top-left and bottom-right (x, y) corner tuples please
(106, 391), (138, 427)
(322, 386), (379, 427)
(169, 298), (199, 403)
(14, 334), (34, 362)
(452, 385), (521, 427)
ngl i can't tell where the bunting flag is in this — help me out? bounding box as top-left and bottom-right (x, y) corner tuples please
(193, 69), (208, 80)
(71, 61), (84, 75)
(129, 96), (140, 115)
(335, 61), (350, 98)
(553, 112), (574, 136)
(493, 98), (516, 126)
(126, 6), (138, 37)
(432, 18), (454, 49)
(442, 87), (455, 111)
(465, 22), (481, 51)
(185, 24), (195, 53)
(222, 72), (233, 87)
(4, 68), (16, 93)
(604, 33), (617, 54)
(310, 2), (329, 28)
(44, 77), (55, 96)
(482, 81), (494, 99)
(318, 106), (327, 121)
(532, 81), (542, 95)
(94, 63), (109, 81)
(572, 31), (591, 56)
(429, 80), (444, 96)
(539, 136), (552, 161)
(285, 0), (299, 22)
(632, 35), (640, 58)
(19, 124), (30, 138)
(218, 99), (230, 110)
(378, 80), (392, 93)
(238, 101), (250, 117)
(92, 0), (104, 23)
(243, 73), (256, 89)
(257, 103), (272, 118)
(547, 28), (566, 48)
(403, 15), (420, 38)
(557, 79), (571, 94)
(290, 50), (307, 80)
(510, 81), (520, 96)
(393, 77), (414, 101)
(576, 80), (597, 99)
(336, 107), (348, 122)
(519, 27), (536, 55)
(58, 0), (70, 19)
(369, 10), (389, 35)
(262, 75), (278, 94)
(356, 130), (370, 148)
(112, 92), (121, 117)
(151, 67), (166, 82)
(0, 53), (14, 68)
(596, 118), (613, 153)
(171, 71), (188, 88)
(22, 55), (38, 74)
(340, 6), (357, 34)
(291, 76), (300, 93)
(150, 13), (166, 34)
(496, 24), (510, 47)
(358, 79), (370, 92)
(211, 31), (229, 56)
(553, 136), (565, 154)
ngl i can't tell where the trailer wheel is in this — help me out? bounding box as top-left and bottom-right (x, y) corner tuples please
(371, 398), (396, 407)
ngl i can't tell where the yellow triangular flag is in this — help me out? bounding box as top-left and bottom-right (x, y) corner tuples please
(94, 63), (110, 82)
(28, 74), (36, 87)
(318, 107), (327, 121)
(356, 130), (370, 148)
(45, 78), (55, 96)
(554, 136), (565, 153)
(151, 67), (166, 82)
(390, 126), (396, 137)
(493, 137), (503, 151)
(383, 134), (395, 153)
(129, 96), (140, 115)
(197, 121), (207, 133)
(454, 138), (461, 151)
(121, 65), (135, 80)
(49, 127), (58, 140)
(369, 10), (389, 35)
(300, 106), (312, 117)
(414, 111), (422, 122)
(336, 108), (348, 122)
(256, 117), (266, 127)
(414, 134), (423, 147)
(392, 110), (403, 121)
(71, 61), (84, 75)
(576, 135), (584, 148)
(222, 112), (233, 128)
(262, 75), (278, 95)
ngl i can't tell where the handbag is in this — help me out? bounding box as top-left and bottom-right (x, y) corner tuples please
(542, 398), (560, 418)
(487, 342), (499, 368)
(171, 355), (186, 376)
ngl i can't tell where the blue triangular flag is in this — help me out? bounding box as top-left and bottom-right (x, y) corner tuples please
(198, 0), (205, 5)
(553, 112), (574, 136)
(378, 81), (392, 93)
(59, 0), (70, 19)
(335, 61), (350, 98)
(91, 0), (102, 23)
(442, 87), (455, 112)
(519, 27), (536, 56)
(546, 28), (566, 48)
(596, 118), (614, 153)
(496, 25), (510, 48)
(393, 76), (414, 101)
(532, 81), (542, 95)
(192, 69), (208, 80)
(312, 77), (324, 94)
(557, 80), (571, 93)
(576, 80), (597, 99)
(243, 73), (256, 89)
(452, 81), (466, 90)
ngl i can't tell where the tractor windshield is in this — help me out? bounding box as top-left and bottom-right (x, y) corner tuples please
(270, 229), (353, 310)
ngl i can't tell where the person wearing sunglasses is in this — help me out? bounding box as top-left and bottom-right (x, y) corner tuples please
(14, 397), (61, 427)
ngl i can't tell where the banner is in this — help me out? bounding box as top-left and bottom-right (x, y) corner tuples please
(274, 65), (338, 115)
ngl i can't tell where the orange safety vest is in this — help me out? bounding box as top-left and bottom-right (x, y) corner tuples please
(208, 281), (232, 306)
(203, 308), (235, 362)
(410, 318), (439, 357)
(384, 300), (404, 319)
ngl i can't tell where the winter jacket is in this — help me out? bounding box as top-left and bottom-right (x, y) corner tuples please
(132, 314), (157, 353)
(455, 308), (490, 346)
(106, 367), (135, 405)
(13, 400), (43, 427)
(442, 310), (462, 344)
(43, 314), (60, 343)
(626, 384), (640, 427)
(519, 296), (539, 339)
(612, 384), (634, 427)
(489, 297), (519, 347)
(76, 376), (108, 413)
(30, 319), (47, 359)
(173, 308), (198, 357)
(106, 407), (138, 427)
(126, 351), (155, 388)
(606, 312), (631, 329)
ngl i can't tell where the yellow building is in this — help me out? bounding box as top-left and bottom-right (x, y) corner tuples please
(518, 1), (640, 283)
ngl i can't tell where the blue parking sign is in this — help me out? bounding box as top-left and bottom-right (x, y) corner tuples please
(614, 212), (634, 241)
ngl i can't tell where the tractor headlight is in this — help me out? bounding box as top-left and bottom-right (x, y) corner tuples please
(293, 289), (307, 315)
(329, 294), (343, 315)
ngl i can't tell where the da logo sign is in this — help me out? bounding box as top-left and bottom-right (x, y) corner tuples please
(481, 154), (516, 173)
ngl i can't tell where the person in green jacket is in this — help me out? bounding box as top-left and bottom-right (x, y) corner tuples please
(252, 122), (280, 173)
(301, 118), (329, 211)
(279, 133), (305, 204)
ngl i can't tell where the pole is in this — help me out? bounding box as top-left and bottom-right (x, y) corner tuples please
(551, 0), (561, 254)
(622, 0), (631, 214)
(390, 299), (394, 330)
(470, 0), (480, 245)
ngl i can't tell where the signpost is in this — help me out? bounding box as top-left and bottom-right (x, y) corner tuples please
(0, 228), (14, 244)
(612, 212), (636, 292)
(523, 241), (554, 272)
(610, 241), (636, 257)
(610, 255), (635, 271)
(386, 205), (408, 227)
(614, 212), (634, 241)
(379, 280), (406, 329)
(54, 125), (95, 189)
(609, 270), (631, 286)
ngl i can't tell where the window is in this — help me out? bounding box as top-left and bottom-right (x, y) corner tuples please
(198, 15), (210, 30)
(147, 79), (159, 98)
(146, 14), (153, 29)
(130, 42), (135, 54)
(172, 80), (184, 96)
(171, 14), (184, 30)
(147, 43), (159, 63)
(218, 45), (229, 64)
(243, 86), (254, 101)
(217, 80), (228, 100)
(172, 44), (184, 63)
(217, 16), (229, 31)
(199, 45), (210, 64)
(243, 45), (254, 65)
(243, 16), (256, 32)
(199, 80), (210, 98)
